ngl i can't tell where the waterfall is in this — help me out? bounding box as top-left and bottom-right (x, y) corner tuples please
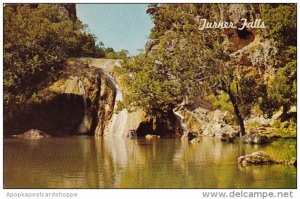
(74, 58), (131, 137)
(101, 70), (129, 137)
(78, 78), (89, 133)
(173, 110), (188, 136)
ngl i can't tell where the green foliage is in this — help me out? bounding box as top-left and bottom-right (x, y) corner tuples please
(260, 4), (296, 118)
(117, 3), (296, 137)
(119, 4), (228, 116)
(260, 4), (296, 50)
(207, 92), (236, 124)
(272, 119), (296, 138)
(3, 4), (104, 114)
(148, 4), (218, 40)
(245, 121), (261, 128)
(268, 47), (296, 115)
(76, 32), (106, 58)
(105, 49), (129, 59)
(116, 54), (179, 116)
(207, 93), (233, 113)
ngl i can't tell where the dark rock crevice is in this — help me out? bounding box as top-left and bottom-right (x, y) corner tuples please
(135, 110), (180, 137)
(4, 94), (88, 136)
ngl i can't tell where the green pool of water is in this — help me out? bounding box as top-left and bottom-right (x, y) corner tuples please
(3, 136), (296, 188)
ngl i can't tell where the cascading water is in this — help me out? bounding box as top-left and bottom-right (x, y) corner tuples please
(70, 58), (131, 137)
(101, 70), (129, 137)
(173, 110), (188, 136)
(78, 78), (89, 133)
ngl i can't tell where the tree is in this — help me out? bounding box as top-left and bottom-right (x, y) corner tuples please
(260, 4), (297, 120)
(119, 4), (296, 136)
(75, 32), (106, 58)
(268, 48), (296, 121)
(118, 4), (228, 122)
(214, 65), (267, 136)
(3, 4), (104, 117)
(105, 48), (129, 59)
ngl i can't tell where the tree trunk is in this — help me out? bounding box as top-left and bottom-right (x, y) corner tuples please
(280, 104), (289, 122)
(226, 86), (246, 137)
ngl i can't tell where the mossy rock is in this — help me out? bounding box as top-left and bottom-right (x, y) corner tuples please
(238, 151), (297, 167)
(238, 151), (275, 166)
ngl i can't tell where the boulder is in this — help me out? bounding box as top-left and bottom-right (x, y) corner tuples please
(145, 134), (160, 140)
(178, 107), (239, 140)
(13, 129), (50, 140)
(241, 134), (270, 144)
(238, 151), (275, 166)
(238, 151), (297, 167)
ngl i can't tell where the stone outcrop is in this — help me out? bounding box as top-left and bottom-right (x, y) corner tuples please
(13, 129), (50, 139)
(4, 58), (148, 137)
(43, 58), (115, 136)
(177, 107), (239, 141)
(201, 109), (239, 139)
(238, 151), (276, 166)
(145, 4), (280, 141)
(179, 111), (202, 134)
(218, 4), (259, 52)
(220, 4), (277, 88)
(241, 134), (270, 144)
(238, 151), (297, 167)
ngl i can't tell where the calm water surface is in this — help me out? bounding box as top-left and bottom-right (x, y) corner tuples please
(4, 136), (296, 188)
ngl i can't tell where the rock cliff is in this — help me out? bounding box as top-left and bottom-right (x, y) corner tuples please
(4, 58), (147, 137)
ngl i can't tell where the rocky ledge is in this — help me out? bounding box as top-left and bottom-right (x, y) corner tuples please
(238, 151), (296, 167)
(13, 129), (50, 139)
(241, 134), (271, 145)
(177, 107), (239, 141)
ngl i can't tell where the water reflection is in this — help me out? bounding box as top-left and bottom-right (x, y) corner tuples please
(4, 136), (296, 188)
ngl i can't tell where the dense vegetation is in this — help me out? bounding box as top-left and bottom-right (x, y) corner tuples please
(3, 3), (296, 137)
(3, 4), (124, 117)
(260, 4), (297, 121)
(118, 4), (296, 136)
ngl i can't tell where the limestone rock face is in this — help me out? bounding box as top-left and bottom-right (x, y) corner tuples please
(53, 58), (148, 137)
(4, 58), (147, 137)
(177, 107), (239, 140)
(201, 109), (239, 139)
(230, 36), (277, 68)
(218, 4), (258, 52)
(218, 4), (277, 87)
(179, 110), (203, 134)
(44, 58), (112, 136)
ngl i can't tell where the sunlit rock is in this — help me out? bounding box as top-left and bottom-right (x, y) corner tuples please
(13, 129), (50, 139)
(241, 133), (270, 144)
(238, 151), (275, 166)
(238, 151), (297, 167)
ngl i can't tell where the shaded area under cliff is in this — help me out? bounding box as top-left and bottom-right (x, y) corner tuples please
(4, 94), (89, 136)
